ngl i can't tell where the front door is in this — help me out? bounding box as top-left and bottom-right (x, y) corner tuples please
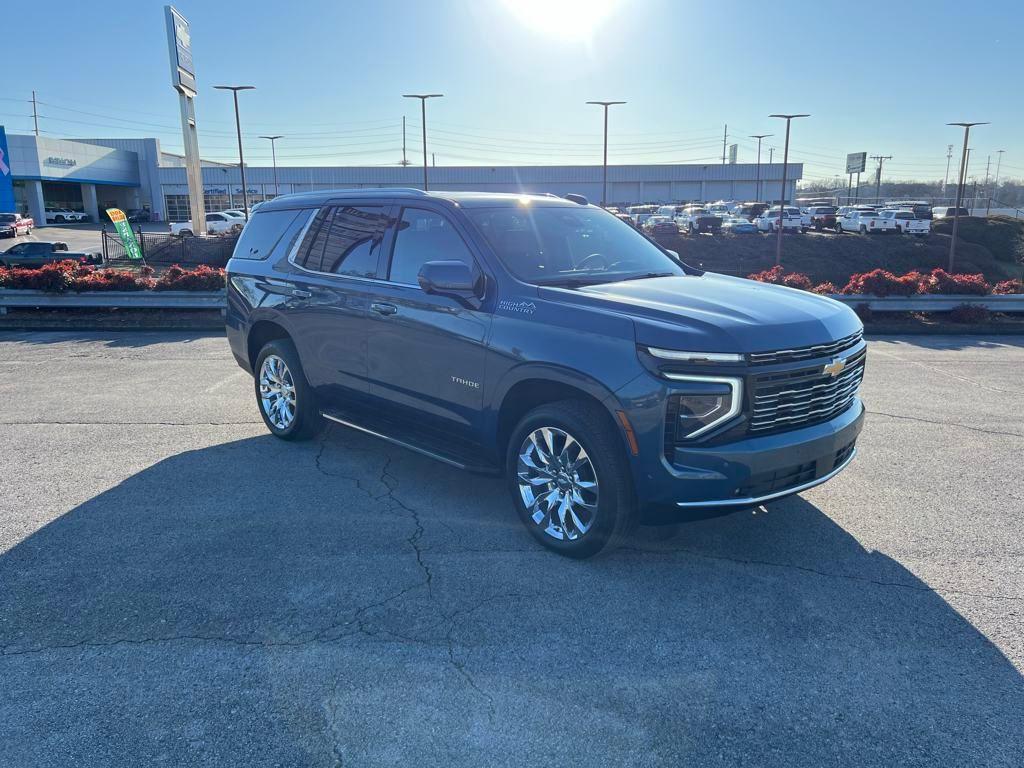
(363, 204), (492, 448)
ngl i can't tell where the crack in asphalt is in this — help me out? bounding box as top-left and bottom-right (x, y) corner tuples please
(616, 545), (1023, 601)
(866, 409), (1024, 439)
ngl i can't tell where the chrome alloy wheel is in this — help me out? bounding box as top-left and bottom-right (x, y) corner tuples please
(259, 354), (297, 430)
(517, 427), (599, 541)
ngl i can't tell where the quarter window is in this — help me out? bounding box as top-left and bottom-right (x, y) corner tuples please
(388, 208), (474, 285)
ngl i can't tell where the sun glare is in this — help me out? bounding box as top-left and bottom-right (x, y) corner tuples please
(501, 0), (619, 42)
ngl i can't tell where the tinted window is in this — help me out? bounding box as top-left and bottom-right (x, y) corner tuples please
(295, 208), (332, 269)
(468, 205), (684, 285)
(208, 214), (223, 222)
(232, 209), (302, 260)
(0, 214), (14, 223)
(389, 208), (473, 285)
(320, 206), (390, 277)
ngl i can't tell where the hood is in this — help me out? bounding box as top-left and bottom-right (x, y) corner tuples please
(540, 273), (860, 354)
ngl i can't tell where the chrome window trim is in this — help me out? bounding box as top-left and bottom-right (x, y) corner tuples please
(663, 373), (744, 439)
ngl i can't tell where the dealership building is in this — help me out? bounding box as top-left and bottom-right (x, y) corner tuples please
(2, 128), (803, 225)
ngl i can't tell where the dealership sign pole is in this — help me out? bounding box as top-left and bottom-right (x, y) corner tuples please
(165, 6), (205, 234)
(106, 209), (144, 260)
(845, 152), (866, 206)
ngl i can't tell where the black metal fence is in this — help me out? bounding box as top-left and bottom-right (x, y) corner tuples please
(101, 228), (239, 269)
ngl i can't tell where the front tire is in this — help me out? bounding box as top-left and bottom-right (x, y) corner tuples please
(254, 339), (323, 441)
(507, 400), (636, 558)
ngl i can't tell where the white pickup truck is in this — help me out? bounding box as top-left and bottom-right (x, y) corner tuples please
(45, 208), (88, 223)
(170, 212), (243, 237)
(836, 210), (898, 234)
(879, 209), (930, 236)
(754, 206), (803, 233)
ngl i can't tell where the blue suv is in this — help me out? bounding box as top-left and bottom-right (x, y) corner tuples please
(226, 189), (865, 557)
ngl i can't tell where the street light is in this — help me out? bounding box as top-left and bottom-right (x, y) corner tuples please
(260, 135), (283, 198)
(586, 100), (626, 208)
(402, 94), (443, 190)
(947, 122), (988, 271)
(749, 134), (773, 202)
(213, 85), (255, 220)
(769, 113), (810, 266)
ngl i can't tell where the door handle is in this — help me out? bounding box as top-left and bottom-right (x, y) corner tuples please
(290, 288), (312, 299)
(371, 302), (398, 316)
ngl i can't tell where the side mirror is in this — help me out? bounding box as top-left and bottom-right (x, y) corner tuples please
(665, 249), (680, 260)
(417, 260), (482, 298)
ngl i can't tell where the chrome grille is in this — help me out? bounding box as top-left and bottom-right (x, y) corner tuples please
(748, 330), (863, 365)
(750, 349), (865, 433)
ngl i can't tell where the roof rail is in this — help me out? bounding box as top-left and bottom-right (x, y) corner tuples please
(564, 193), (589, 206)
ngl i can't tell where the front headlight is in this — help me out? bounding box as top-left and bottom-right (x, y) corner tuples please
(664, 374), (743, 439)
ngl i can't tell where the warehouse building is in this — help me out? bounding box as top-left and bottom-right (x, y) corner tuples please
(1, 127), (802, 225)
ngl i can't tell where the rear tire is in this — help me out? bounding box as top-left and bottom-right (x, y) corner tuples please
(253, 338), (323, 441)
(859, 225), (868, 234)
(506, 400), (636, 558)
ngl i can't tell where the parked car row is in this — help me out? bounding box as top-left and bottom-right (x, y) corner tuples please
(0, 240), (100, 268)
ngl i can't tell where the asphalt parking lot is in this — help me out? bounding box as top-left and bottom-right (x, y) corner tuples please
(1, 331), (1022, 767)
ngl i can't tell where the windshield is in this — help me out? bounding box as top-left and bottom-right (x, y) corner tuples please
(467, 205), (685, 286)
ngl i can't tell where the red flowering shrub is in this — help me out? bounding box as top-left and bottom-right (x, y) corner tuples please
(747, 265), (786, 284)
(992, 279), (1024, 295)
(948, 304), (991, 323)
(782, 272), (814, 290)
(841, 269), (920, 297)
(73, 269), (155, 292)
(747, 266), (815, 291)
(812, 282), (838, 295)
(153, 264), (226, 292)
(0, 260), (77, 292)
(920, 269), (990, 295)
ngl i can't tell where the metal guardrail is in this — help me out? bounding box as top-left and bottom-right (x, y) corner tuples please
(0, 290), (226, 314)
(826, 294), (1024, 311)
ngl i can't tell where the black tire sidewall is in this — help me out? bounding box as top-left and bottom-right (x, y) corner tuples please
(253, 339), (321, 441)
(506, 402), (633, 558)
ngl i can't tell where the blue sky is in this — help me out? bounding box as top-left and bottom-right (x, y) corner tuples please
(3, 0), (1022, 182)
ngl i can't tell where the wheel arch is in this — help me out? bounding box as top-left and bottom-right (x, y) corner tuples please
(247, 318), (293, 371)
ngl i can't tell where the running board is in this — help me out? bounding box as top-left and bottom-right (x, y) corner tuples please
(320, 413), (500, 475)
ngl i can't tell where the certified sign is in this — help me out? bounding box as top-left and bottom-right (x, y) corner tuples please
(846, 152), (867, 174)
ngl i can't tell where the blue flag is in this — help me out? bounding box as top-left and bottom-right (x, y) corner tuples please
(0, 126), (14, 212)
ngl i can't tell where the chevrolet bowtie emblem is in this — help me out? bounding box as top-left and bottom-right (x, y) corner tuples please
(822, 357), (847, 377)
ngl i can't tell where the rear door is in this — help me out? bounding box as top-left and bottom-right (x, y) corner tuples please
(282, 203), (395, 410)
(362, 203), (493, 449)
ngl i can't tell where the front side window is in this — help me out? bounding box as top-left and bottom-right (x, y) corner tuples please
(468, 204), (685, 286)
(388, 208), (474, 285)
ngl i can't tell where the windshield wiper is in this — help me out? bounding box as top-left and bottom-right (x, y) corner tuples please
(534, 275), (613, 288)
(616, 272), (676, 282)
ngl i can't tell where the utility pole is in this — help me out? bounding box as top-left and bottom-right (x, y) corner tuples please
(769, 113), (810, 266)
(402, 93), (443, 191)
(721, 124), (728, 165)
(984, 154), (992, 216)
(400, 116), (410, 166)
(749, 134), (772, 201)
(586, 100), (626, 208)
(942, 144), (953, 196)
(870, 155), (891, 203)
(259, 135), (282, 198)
(213, 85), (256, 220)
(31, 90), (40, 136)
(768, 147), (775, 164)
(432, 153), (436, 167)
(947, 121), (988, 271)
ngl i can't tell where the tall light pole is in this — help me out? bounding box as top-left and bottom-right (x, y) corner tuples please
(260, 135), (282, 198)
(214, 85), (255, 220)
(586, 100), (626, 208)
(749, 134), (772, 202)
(942, 144), (954, 196)
(402, 94), (443, 191)
(769, 114), (810, 266)
(947, 122), (988, 271)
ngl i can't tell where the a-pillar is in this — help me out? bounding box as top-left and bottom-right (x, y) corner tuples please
(24, 179), (45, 226)
(81, 183), (99, 223)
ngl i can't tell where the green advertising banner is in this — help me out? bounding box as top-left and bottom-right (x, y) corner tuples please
(106, 208), (143, 260)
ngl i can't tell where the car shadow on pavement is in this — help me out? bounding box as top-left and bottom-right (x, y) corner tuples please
(1, 428), (1022, 767)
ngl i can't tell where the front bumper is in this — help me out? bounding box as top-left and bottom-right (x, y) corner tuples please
(633, 398), (864, 520)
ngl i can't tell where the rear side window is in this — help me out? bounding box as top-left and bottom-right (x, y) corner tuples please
(388, 208), (474, 285)
(295, 206), (391, 277)
(232, 209), (302, 260)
